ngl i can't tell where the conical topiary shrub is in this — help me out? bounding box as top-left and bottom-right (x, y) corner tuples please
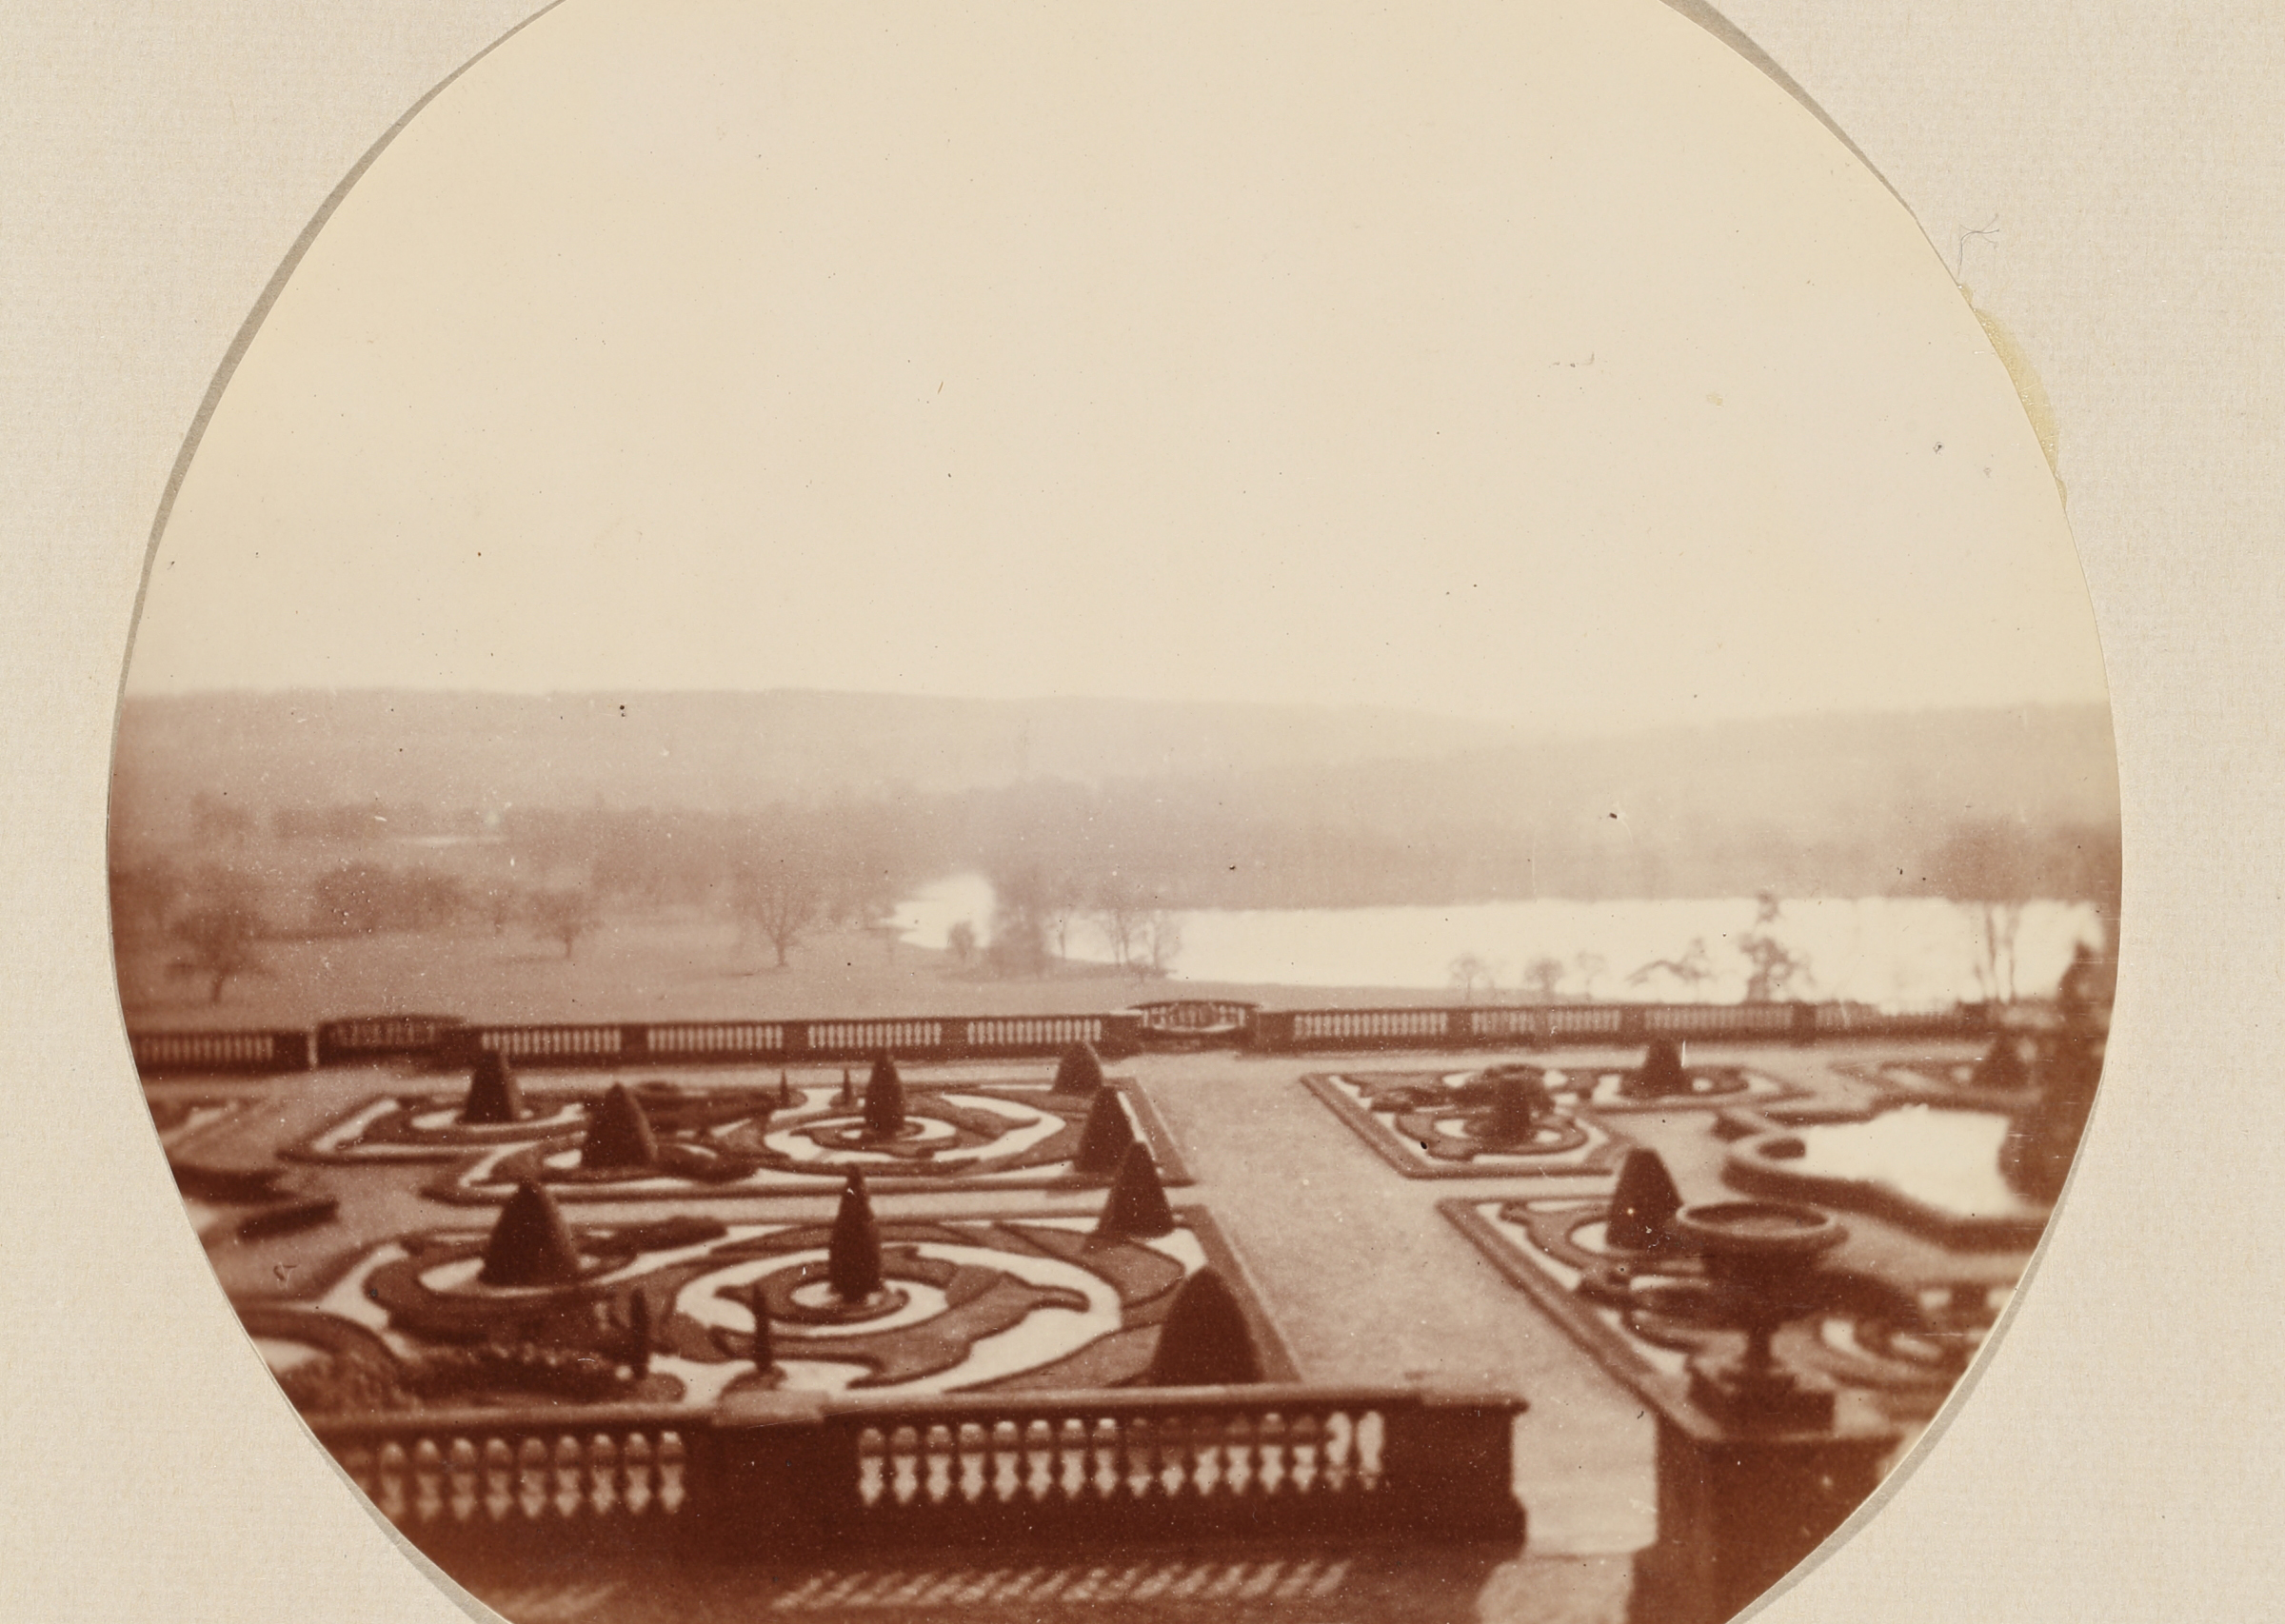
(1605, 1148), (1684, 1251)
(746, 1279), (776, 1372)
(580, 1081), (660, 1170)
(778, 1070), (796, 1109)
(459, 1050), (525, 1125)
(862, 1053), (906, 1138)
(827, 1171), (885, 1301)
(1145, 1269), (1263, 1386)
(1053, 1040), (1106, 1094)
(624, 1290), (653, 1377)
(1972, 1035), (2030, 1090)
(1480, 1067), (1553, 1144)
(479, 1179), (583, 1287)
(1628, 1039), (1689, 1099)
(837, 1067), (857, 1107)
(1095, 1143), (1177, 1239)
(1071, 1088), (1136, 1177)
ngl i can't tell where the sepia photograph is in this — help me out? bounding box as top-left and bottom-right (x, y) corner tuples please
(5, 2), (2271, 1623)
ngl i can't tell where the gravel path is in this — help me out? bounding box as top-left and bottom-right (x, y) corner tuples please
(158, 1036), (1969, 1572)
(1134, 1049), (1657, 1556)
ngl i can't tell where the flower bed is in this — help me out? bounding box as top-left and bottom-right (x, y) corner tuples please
(292, 1073), (1192, 1202)
(240, 1204), (1289, 1415)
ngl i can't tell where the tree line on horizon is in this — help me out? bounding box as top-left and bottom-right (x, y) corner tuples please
(109, 781), (2119, 1006)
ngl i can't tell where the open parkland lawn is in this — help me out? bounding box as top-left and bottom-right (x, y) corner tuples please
(151, 1035), (1993, 1572)
(114, 909), (1485, 1030)
(128, 912), (2017, 1621)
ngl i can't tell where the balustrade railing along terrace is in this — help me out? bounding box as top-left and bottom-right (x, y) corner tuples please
(314, 1013), (466, 1065)
(129, 1027), (311, 1074)
(131, 1000), (1991, 1075)
(443, 1012), (1145, 1068)
(318, 1403), (692, 1553)
(309, 1386), (1524, 1565)
(1245, 998), (1984, 1052)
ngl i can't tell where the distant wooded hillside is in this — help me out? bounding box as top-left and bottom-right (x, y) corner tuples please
(111, 689), (1517, 819)
(109, 689), (2118, 908)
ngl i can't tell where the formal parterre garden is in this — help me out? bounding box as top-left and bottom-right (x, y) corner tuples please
(159, 1020), (2098, 1456)
(195, 1049), (1279, 1414)
(291, 1051), (1191, 1203)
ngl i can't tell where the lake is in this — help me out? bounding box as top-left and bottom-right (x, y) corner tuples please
(893, 875), (2100, 1007)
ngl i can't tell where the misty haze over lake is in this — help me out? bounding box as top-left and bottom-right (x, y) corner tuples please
(109, 690), (2116, 1024)
(896, 874), (2098, 1007)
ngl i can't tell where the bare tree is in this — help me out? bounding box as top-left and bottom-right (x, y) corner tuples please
(732, 852), (826, 969)
(1447, 953), (1498, 1003)
(945, 920), (977, 967)
(1523, 956), (1567, 1003)
(528, 886), (603, 960)
(1572, 950), (1608, 1000)
(1739, 936), (1811, 1001)
(1738, 894), (1811, 1002)
(727, 810), (839, 970)
(1627, 938), (1715, 1001)
(985, 864), (1052, 977)
(1965, 899), (2026, 1004)
(165, 868), (268, 1003)
(1091, 873), (1147, 972)
(1041, 870), (1084, 963)
(816, 801), (915, 935)
(1930, 822), (2034, 1003)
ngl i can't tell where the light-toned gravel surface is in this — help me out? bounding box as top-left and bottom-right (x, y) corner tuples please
(155, 1034), (1983, 1607)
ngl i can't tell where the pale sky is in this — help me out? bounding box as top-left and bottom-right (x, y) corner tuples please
(127, 0), (2110, 730)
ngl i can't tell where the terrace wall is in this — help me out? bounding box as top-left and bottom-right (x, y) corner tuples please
(129, 1027), (311, 1074)
(130, 1000), (1992, 1074)
(1245, 999), (1987, 1052)
(311, 1385), (1525, 1566)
